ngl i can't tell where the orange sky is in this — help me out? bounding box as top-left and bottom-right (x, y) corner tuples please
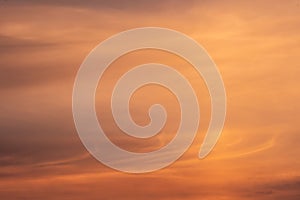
(0, 0), (300, 199)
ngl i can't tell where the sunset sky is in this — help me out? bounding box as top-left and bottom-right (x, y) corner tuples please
(0, 0), (300, 199)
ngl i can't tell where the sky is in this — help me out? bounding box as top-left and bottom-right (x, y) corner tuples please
(0, 0), (300, 199)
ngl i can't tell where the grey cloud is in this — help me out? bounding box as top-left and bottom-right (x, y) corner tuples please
(255, 177), (300, 200)
(0, 35), (57, 50)
(1, 0), (197, 12)
(0, 63), (73, 89)
(0, 35), (78, 89)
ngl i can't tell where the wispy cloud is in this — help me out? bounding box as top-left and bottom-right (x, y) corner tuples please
(0, 0), (299, 199)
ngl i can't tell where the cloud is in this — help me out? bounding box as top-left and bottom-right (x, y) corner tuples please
(0, 0), (300, 200)
(1, 0), (197, 12)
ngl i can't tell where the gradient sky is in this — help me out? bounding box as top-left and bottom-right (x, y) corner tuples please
(0, 0), (300, 199)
